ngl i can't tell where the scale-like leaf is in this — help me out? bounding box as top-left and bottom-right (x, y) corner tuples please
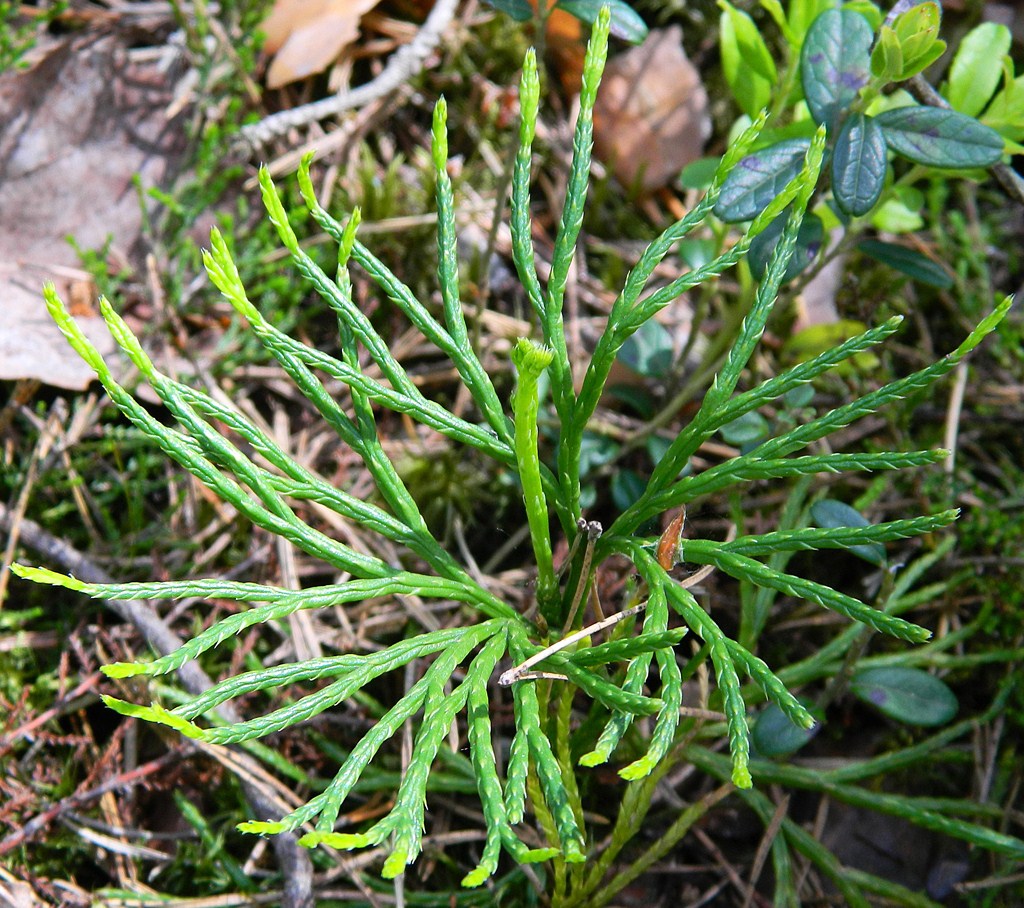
(832, 113), (887, 217)
(801, 9), (873, 128)
(714, 139), (811, 222)
(876, 107), (1004, 168)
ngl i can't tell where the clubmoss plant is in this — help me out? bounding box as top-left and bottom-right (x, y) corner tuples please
(14, 7), (1011, 890)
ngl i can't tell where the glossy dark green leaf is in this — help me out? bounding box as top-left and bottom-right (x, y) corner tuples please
(607, 384), (656, 417)
(618, 319), (674, 378)
(810, 499), (885, 566)
(481, 0), (533, 21)
(555, 0), (648, 43)
(752, 702), (819, 757)
(858, 239), (953, 289)
(832, 113), (887, 217)
(714, 139), (811, 222)
(851, 667), (958, 726)
(578, 431), (619, 476)
(876, 107), (1004, 168)
(610, 469), (646, 511)
(747, 210), (823, 282)
(720, 411), (770, 447)
(800, 9), (873, 128)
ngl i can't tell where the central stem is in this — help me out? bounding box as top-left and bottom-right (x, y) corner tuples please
(511, 338), (560, 625)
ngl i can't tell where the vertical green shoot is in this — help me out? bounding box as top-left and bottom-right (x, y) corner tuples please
(512, 338), (560, 623)
(511, 48), (545, 323)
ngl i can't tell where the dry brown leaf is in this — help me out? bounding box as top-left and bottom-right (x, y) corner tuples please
(539, 1), (585, 97)
(262, 0), (384, 89)
(593, 26), (710, 192)
(0, 33), (183, 390)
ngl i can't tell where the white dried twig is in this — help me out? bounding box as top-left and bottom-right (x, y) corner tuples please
(239, 0), (460, 150)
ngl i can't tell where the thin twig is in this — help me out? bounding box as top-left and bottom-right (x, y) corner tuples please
(943, 360), (968, 475)
(238, 0), (460, 150)
(0, 400), (66, 607)
(499, 602), (646, 686)
(0, 751), (182, 857)
(501, 534), (725, 686)
(743, 792), (789, 908)
(562, 519), (602, 634)
(555, 518), (589, 583)
(679, 562), (717, 590)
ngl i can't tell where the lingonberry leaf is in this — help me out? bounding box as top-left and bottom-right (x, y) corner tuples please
(752, 701), (820, 757)
(481, 0), (533, 21)
(714, 139), (811, 222)
(718, 0), (777, 118)
(858, 239), (953, 289)
(851, 666), (958, 727)
(832, 113), (887, 217)
(747, 208), (823, 281)
(876, 107), (1004, 168)
(810, 499), (885, 567)
(801, 9), (873, 129)
(947, 22), (1012, 118)
(555, 0), (648, 43)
